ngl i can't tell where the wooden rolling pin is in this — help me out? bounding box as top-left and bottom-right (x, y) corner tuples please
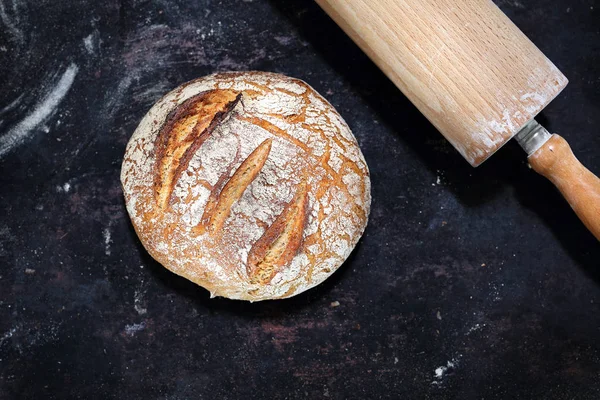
(316, 0), (600, 240)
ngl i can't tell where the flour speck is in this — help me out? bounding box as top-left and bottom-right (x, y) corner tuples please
(134, 280), (148, 315)
(432, 357), (461, 385)
(83, 34), (95, 54)
(103, 227), (112, 256)
(124, 322), (146, 336)
(56, 182), (71, 193)
(466, 323), (486, 335)
(0, 327), (17, 346)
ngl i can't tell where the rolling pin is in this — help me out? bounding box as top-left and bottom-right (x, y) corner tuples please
(315, 0), (600, 240)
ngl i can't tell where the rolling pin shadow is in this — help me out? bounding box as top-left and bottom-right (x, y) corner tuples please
(316, 0), (600, 240)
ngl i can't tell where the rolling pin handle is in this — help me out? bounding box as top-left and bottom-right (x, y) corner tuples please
(528, 134), (600, 241)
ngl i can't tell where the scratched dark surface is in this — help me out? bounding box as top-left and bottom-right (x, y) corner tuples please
(1, 0), (599, 398)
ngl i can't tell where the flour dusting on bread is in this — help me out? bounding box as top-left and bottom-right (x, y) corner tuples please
(121, 71), (370, 301)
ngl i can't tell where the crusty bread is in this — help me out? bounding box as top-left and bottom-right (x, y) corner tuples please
(121, 71), (371, 301)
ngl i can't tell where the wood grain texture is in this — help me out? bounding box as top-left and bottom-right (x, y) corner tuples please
(529, 135), (600, 241)
(315, 0), (568, 166)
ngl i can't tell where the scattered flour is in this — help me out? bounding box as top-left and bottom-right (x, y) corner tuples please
(0, 0), (24, 44)
(104, 73), (138, 119)
(0, 63), (79, 158)
(134, 292), (147, 315)
(83, 34), (94, 54)
(134, 279), (148, 315)
(0, 327), (17, 346)
(103, 227), (112, 256)
(466, 323), (486, 335)
(124, 322), (146, 336)
(0, 94), (24, 116)
(432, 356), (461, 385)
(56, 182), (71, 193)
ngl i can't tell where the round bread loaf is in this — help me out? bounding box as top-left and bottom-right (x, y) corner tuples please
(121, 71), (371, 301)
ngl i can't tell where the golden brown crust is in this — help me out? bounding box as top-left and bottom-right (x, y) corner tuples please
(121, 71), (371, 301)
(247, 180), (309, 284)
(200, 138), (273, 234)
(153, 90), (241, 209)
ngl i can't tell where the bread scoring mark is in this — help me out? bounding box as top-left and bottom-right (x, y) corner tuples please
(200, 138), (273, 234)
(153, 89), (241, 209)
(247, 180), (309, 284)
(236, 115), (310, 152)
(191, 141), (242, 234)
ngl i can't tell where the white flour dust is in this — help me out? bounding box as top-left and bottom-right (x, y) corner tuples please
(103, 227), (112, 256)
(0, 327), (17, 347)
(432, 356), (461, 385)
(0, 0), (24, 44)
(83, 34), (94, 54)
(124, 322), (146, 336)
(466, 323), (486, 335)
(134, 278), (148, 315)
(56, 182), (71, 193)
(0, 63), (79, 158)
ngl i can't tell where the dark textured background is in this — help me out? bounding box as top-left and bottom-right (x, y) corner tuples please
(1, 0), (599, 398)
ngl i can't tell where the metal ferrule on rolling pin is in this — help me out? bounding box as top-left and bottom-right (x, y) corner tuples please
(515, 120), (552, 156)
